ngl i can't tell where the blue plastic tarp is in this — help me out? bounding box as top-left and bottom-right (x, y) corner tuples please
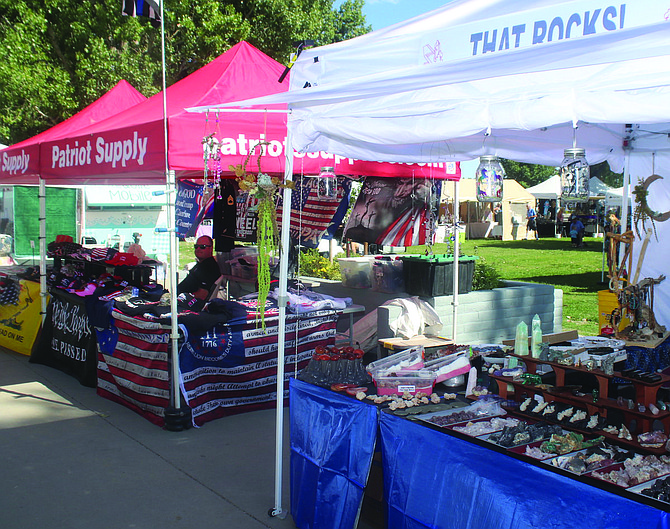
(379, 412), (669, 529)
(290, 378), (378, 529)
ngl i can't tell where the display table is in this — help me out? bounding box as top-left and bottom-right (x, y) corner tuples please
(30, 288), (104, 387)
(289, 379), (669, 529)
(98, 308), (339, 427)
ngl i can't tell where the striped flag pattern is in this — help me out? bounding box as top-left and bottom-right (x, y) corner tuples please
(181, 308), (337, 426)
(97, 310), (171, 426)
(276, 176), (345, 248)
(96, 307), (337, 427)
(122, 0), (161, 26)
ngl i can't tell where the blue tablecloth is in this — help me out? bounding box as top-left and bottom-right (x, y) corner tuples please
(289, 379), (669, 529)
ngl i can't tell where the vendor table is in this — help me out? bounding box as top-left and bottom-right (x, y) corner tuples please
(289, 378), (669, 529)
(31, 288), (103, 387)
(340, 303), (365, 345)
(98, 308), (339, 427)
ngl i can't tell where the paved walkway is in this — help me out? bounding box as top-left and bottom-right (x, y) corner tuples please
(0, 347), (300, 529)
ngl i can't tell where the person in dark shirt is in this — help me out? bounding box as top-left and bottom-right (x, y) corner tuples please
(525, 203), (538, 240)
(177, 235), (221, 300)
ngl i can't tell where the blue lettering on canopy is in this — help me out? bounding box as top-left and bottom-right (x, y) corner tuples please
(469, 4), (627, 56)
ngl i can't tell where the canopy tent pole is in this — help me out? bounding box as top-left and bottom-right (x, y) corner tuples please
(38, 178), (47, 321)
(452, 180), (460, 341)
(155, 1), (181, 411)
(271, 126), (294, 519)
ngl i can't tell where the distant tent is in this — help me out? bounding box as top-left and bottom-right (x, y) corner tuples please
(527, 175), (560, 200)
(441, 179), (535, 241)
(588, 176), (613, 198)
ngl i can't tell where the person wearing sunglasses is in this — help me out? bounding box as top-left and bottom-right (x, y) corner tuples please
(177, 235), (221, 300)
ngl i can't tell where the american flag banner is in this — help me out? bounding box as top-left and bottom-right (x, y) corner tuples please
(97, 310), (171, 426)
(180, 307), (338, 426)
(344, 176), (442, 246)
(95, 306), (337, 427)
(121, 0), (161, 26)
(275, 176), (349, 249)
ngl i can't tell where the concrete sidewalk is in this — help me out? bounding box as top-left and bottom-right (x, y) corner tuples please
(0, 347), (299, 529)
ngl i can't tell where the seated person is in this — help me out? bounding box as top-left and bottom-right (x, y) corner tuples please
(177, 236), (221, 300)
(569, 216), (586, 248)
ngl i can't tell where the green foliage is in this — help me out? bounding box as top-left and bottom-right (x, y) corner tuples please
(472, 257), (503, 291)
(590, 161), (623, 188)
(0, 0), (369, 144)
(500, 159), (622, 189)
(501, 159), (556, 188)
(299, 248), (341, 280)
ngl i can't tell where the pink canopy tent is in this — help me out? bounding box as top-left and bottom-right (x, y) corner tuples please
(39, 41), (460, 185)
(0, 80), (147, 184)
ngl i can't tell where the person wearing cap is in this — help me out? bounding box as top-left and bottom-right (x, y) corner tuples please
(177, 236), (221, 300)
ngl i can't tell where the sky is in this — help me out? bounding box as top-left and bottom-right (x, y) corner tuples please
(335, 0), (449, 30)
(331, 0), (482, 176)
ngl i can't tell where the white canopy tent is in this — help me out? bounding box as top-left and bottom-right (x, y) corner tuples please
(190, 0), (670, 514)
(192, 0), (670, 326)
(527, 175), (561, 200)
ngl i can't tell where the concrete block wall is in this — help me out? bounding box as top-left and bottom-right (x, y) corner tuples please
(377, 281), (563, 344)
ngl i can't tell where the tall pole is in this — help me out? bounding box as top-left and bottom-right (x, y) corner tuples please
(452, 179), (460, 341)
(271, 126), (294, 519)
(38, 178), (47, 321)
(157, 2), (181, 410)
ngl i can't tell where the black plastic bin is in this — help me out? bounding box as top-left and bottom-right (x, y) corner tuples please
(401, 255), (476, 297)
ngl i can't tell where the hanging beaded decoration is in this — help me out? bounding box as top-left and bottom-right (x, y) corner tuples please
(229, 142), (294, 329)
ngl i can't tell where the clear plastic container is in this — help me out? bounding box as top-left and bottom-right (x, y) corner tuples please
(229, 258), (258, 279)
(337, 257), (373, 288)
(230, 246), (259, 260)
(424, 351), (471, 383)
(371, 258), (404, 293)
(366, 345), (424, 378)
(373, 369), (437, 396)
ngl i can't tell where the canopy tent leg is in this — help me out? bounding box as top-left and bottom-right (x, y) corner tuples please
(39, 178), (47, 321)
(270, 126), (294, 519)
(620, 152), (631, 268)
(452, 180), (460, 341)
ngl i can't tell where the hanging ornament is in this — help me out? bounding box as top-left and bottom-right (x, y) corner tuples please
(559, 148), (590, 201)
(476, 156), (505, 202)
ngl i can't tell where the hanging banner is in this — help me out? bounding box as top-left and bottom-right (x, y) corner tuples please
(0, 279), (44, 356)
(30, 289), (99, 387)
(235, 192), (259, 243)
(176, 180), (216, 238)
(276, 176), (349, 248)
(344, 177), (442, 246)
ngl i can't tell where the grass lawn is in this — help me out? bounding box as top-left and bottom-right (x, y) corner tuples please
(407, 236), (607, 337)
(179, 235), (608, 337)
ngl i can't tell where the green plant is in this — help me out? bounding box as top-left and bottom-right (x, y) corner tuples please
(472, 257), (503, 291)
(299, 249), (342, 281)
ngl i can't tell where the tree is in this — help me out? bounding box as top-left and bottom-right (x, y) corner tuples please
(0, 0), (369, 145)
(590, 161), (623, 188)
(500, 159), (556, 189)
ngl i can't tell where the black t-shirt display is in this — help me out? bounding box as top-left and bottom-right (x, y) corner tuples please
(212, 180), (237, 252)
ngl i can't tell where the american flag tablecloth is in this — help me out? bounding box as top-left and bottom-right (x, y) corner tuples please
(97, 311), (171, 426)
(180, 308), (338, 426)
(97, 308), (338, 427)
